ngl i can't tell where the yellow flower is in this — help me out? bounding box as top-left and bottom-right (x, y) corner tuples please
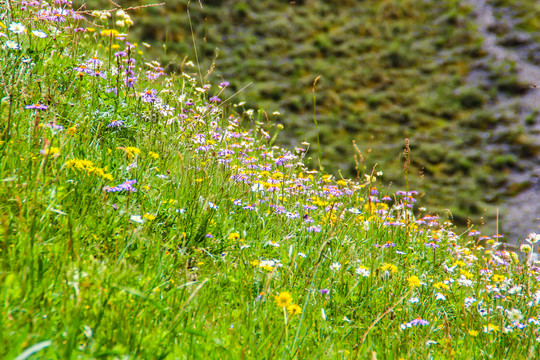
(228, 232), (240, 241)
(143, 213), (156, 221)
(67, 126), (77, 135)
(468, 330), (479, 337)
(101, 29), (119, 37)
(483, 323), (499, 333)
(287, 304), (302, 316)
(460, 269), (473, 279)
(251, 259), (259, 267)
(41, 146), (60, 156)
(433, 282), (449, 290)
(407, 275), (422, 288)
(275, 292), (293, 308)
(381, 263), (398, 274)
(149, 151), (159, 159)
(492, 274), (506, 282)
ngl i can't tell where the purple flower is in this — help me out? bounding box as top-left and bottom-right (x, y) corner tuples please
(103, 179), (137, 193)
(319, 288), (330, 295)
(409, 317), (429, 326)
(107, 120), (124, 128)
(219, 81), (229, 88)
(209, 96), (221, 103)
(141, 89), (158, 103)
(25, 103), (48, 110)
(307, 225), (321, 233)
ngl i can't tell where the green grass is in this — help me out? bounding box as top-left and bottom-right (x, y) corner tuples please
(1, 2), (540, 359)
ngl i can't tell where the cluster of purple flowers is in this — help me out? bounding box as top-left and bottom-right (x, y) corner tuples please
(103, 179), (137, 193)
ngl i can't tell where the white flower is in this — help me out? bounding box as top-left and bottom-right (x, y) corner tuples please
(8, 22), (26, 34)
(329, 262), (341, 272)
(526, 233), (540, 244)
(321, 308), (327, 321)
(458, 276), (473, 287)
(508, 285), (522, 295)
(409, 297), (420, 304)
(435, 293), (446, 301)
(298, 252), (306, 258)
(355, 266), (370, 277)
(31, 30), (48, 38)
(507, 308), (523, 322)
(130, 215), (144, 224)
(266, 241), (280, 247)
(3, 40), (20, 50)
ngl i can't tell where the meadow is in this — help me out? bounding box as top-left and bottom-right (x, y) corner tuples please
(88, 0), (540, 233)
(1, 1), (540, 359)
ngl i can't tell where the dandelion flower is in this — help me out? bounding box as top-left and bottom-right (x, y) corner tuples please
(287, 304), (302, 316)
(275, 292), (293, 308)
(407, 275), (422, 288)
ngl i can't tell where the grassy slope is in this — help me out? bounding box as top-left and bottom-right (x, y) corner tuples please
(1, 2), (540, 359)
(80, 0), (540, 231)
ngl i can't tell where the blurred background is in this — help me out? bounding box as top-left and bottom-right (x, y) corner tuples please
(78, 0), (540, 245)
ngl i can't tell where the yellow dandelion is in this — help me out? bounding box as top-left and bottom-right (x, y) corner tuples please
(407, 275), (422, 288)
(468, 330), (479, 337)
(287, 304), (302, 316)
(228, 232), (240, 241)
(275, 292), (293, 308)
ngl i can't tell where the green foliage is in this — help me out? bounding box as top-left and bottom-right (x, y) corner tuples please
(1, 2), (540, 360)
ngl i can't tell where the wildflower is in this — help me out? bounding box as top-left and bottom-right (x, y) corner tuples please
(330, 262), (341, 272)
(520, 244), (532, 254)
(107, 120), (124, 128)
(410, 317), (429, 326)
(287, 304), (302, 316)
(40, 147), (60, 156)
(103, 179), (137, 193)
(355, 266), (370, 277)
(409, 297), (420, 303)
(141, 88), (158, 103)
(526, 233), (540, 244)
(149, 151), (159, 159)
(298, 252), (306, 258)
(433, 282), (449, 290)
(483, 323), (499, 333)
(464, 297), (476, 308)
(435, 293), (446, 301)
(209, 96), (221, 103)
(381, 263), (398, 274)
(67, 127), (77, 135)
(275, 292), (293, 308)
(506, 308), (523, 323)
(8, 22), (26, 34)
(130, 215), (144, 224)
(32, 30), (48, 38)
(319, 288), (330, 295)
(266, 240), (280, 247)
(228, 232), (240, 241)
(143, 213), (156, 221)
(407, 275), (422, 288)
(468, 330), (479, 336)
(25, 103), (48, 110)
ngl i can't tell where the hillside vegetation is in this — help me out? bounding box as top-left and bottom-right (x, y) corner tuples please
(78, 0), (540, 232)
(1, 1), (540, 359)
